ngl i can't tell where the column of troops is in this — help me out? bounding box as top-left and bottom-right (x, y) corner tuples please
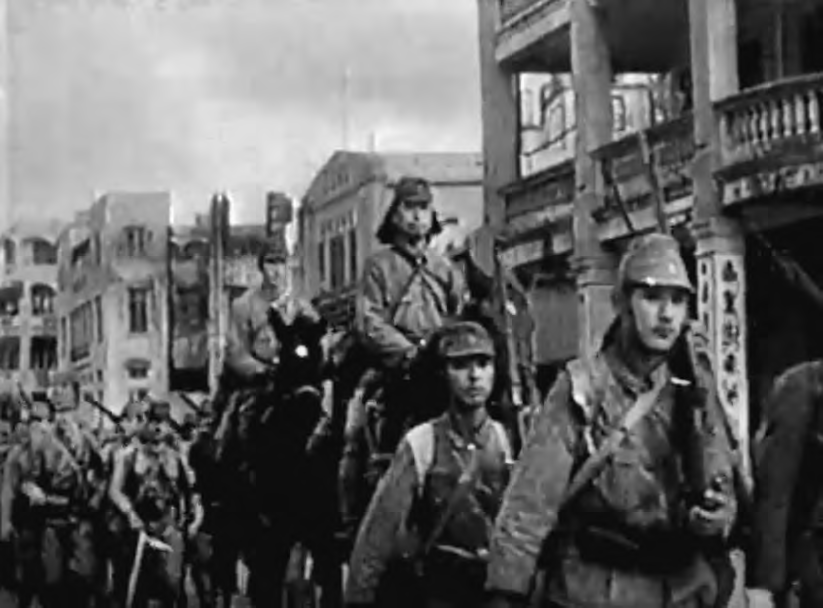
(0, 173), (817, 608)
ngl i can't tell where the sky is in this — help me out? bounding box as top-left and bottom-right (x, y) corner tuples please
(5, 0), (482, 226)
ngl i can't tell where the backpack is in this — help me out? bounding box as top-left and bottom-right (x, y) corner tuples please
(404, 418), (513, 493)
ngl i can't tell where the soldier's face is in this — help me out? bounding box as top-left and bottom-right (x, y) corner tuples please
(262, 259), (289, 288)
(629, 285), (689, 353)
(446, 355), (495, 409)
(393, 199), (433, 239)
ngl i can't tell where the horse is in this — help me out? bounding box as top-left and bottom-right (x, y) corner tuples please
(191, 308), (335, 608)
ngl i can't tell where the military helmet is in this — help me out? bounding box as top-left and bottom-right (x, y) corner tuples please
(617, 233), (693, 293)
(437, 321), (495, 360)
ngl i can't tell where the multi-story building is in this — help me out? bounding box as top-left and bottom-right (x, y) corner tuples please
(297, 151), (484, 327)
(55, 192), (173, 419)
(0, 219), (61, 396)
(477, 0), (823, 452)
(169, 209), (270, 396)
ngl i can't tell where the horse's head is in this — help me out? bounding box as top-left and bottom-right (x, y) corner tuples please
(266, 308), (328, 434)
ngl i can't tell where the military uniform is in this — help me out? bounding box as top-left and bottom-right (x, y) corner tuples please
(341, 177), (466, 532)
(108, 399), (200, 608)
(346, 322), (511, 608)
(748, 360), (823, 608)
(0, 403), (104, 607)
(485, 235), (739, 608)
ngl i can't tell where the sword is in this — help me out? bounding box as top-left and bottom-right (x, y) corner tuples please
(126, 530), (173, 608)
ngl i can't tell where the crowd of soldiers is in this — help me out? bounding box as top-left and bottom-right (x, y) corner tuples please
(0, 173), (818, 608)
(0, 393), (205, 608)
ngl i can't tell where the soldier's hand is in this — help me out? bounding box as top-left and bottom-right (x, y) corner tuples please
(688, 489), (736, 537)
(127, 511), (145, 532)
(21, 481), (47, 506)
(0, 522), (14, 543)
(746, 589), (775, 608)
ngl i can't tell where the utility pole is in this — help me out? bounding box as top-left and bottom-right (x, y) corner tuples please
(207, 193), (229, 397)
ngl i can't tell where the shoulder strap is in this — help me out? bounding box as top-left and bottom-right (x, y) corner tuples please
(489, 420), (514, 464)
(406, 421), (436, 492)
(560, 373), (668, 512)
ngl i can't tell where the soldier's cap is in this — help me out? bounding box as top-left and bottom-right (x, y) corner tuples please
(437, 321), (495, 360)
(618, 233), (693, 293)
(394, 176), (433, 205)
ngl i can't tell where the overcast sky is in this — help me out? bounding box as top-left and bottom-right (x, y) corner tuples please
(6, 0), (481, 226)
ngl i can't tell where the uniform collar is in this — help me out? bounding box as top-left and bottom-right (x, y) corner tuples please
(603, 342), (670, 397)
(445, 409), (491, 449)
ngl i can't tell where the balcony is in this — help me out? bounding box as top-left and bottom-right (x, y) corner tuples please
(593, 114), (695, 232)
(716, 73), (823, 207)
(497, 160), (575, 267)
(495, 0), (687, 72)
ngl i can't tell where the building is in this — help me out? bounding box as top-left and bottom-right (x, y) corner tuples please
(0, 219), (61, 396)
(297, 151), (484, 327)
(477, 0), (823, 455)
(55, 192), (173, 420)
(169, 206), (271, 397)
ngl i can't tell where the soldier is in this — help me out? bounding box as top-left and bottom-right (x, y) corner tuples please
(108, 398), (202, 608)
(0, 397), (104, 607)
(345, 320), (512, 608)
(747, 360), (823, 608)
(339, 175), (466, 536)
(484, 234), (738, 608)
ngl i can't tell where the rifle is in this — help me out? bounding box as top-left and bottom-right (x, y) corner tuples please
(492, 239), (540, 447)
(83, 395), (125, 432)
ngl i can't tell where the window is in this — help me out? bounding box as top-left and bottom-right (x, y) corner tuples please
(94, 295), (103, 342)
(318, 241), (326, 287)
(329, 234), (345, 290)
(124, 226), (148, 256)
(30, 284), (55, 316)
(128, 388), (150, 403)
(0, 337), (20, 370)
(30, 336), (57, 370)
(348, 229), (357, 284)
(612, 95), (627, 134)
(126, 360), (150, 380)
(70, 303), (93, 362)
(2, 240), (15, 266)
(60, 317), (67, 358)
(128, 286), (150, 333)
(30, 239), (57, 265)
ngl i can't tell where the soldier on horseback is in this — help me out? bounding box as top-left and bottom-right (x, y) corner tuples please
(338, 175), (466, 540)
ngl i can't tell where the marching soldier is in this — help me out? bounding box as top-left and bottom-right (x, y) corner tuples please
(0, 397), (104, 607)
(339, 175), (466, 536)
(108, 398), (202, 608)
(747, 360), (823, 608)
(485, 234), (739, 608)
(345, 321), (512, 608)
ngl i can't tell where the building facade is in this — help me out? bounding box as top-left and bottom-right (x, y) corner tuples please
(477, 0), (823, 455)
(0, 220), (61, 396)
(55, 192), (173, 418)
(297, 151), (484, 327)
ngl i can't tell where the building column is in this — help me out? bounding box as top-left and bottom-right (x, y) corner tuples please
(476, 0), (519, 229)
(570, 0), (615, 359)
(689, 0), (747, 446)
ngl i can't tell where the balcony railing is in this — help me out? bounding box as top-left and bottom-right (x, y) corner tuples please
(593, 115), (695, 221)
(500, 159), (575, 239)
(500, 0), (545, 24)
(716, 73), (823, 169)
